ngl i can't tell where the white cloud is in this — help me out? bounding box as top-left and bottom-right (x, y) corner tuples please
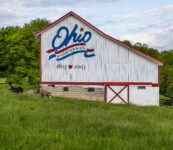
(113, 12), (141, 19)
(0, 0), (70, 27)
(163, 4), (173, 12)
(120, 27), (173, 50)
(113, 4), (173, 20)
(123, 13), (140, 19)
(0, 0), (122, 27)
(110, 4), (173, 50)
(113, 23), (145, 30)
(145, 8), (163, 16)
(144, 5), (173, 17)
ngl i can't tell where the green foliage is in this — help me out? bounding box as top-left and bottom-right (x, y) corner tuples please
(159, 50), (173, 98)
(0, 85), (173, 150)
(122, 40), (133, 47)
(0, 18), (50, 84)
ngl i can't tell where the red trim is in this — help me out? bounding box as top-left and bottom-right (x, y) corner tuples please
(55, 43), (85, 54)
(152, 84), (159, 87)
(40, 82), (104, 85)
(108, 85), (127, 104)
(40, 35), (42, 83)
(40, 81), (160, 87)
(104, 82), (152, 85)
(87, 49), (94, 52)
(35, 11), (163, 65)
(47, 43), (92, 54)
(41, 81), (154, 85)
(127, 85), (130, 104)
(105, 84), (107, 102)
(47, 49), (55, 53)
(158, 66), (160, 86)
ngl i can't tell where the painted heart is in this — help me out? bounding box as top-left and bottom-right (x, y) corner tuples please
(68, 65), (73, 69)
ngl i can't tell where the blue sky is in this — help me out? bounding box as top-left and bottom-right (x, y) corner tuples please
(1, 0), (173, 50)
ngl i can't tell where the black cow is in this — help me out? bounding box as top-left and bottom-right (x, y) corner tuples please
(8, 82), (23, 93)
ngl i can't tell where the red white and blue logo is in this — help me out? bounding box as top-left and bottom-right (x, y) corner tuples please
(46, 24), (95, 61)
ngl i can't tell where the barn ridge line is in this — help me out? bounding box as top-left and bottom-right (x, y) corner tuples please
(35, 11), (163, 66)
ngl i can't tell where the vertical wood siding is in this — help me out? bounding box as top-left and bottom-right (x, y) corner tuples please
(41, 15), (158, 84)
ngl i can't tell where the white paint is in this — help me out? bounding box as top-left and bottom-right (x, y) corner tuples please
(129, 85), (159, 106)
(41, 14), (159, 84)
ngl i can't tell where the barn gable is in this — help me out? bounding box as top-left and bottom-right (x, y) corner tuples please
(36, 11), (163, 66)
(37, 12), (162, 84)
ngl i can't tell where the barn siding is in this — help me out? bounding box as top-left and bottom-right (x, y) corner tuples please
(41, 15), (158, 84)
(129, 86), (159, 106)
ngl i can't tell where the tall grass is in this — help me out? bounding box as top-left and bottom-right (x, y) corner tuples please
(160, 95), (173, 106)
(0, 78), (6, 83)
(0, 84), (173, 150)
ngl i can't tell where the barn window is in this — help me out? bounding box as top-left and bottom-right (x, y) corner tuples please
(48, 84), (55, 87)
(63, 87), (68, 91)
(88, 88), (95, 92)
(137, 86), (146, 90)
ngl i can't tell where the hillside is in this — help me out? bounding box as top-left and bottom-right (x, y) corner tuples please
(0, 84), (173, 150)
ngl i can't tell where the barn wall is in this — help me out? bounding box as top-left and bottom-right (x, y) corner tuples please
(129, 86), (159, 106)
(41, 15), (158, 84)
(41, 84), (159, 106)
(106, 85), (159, 106)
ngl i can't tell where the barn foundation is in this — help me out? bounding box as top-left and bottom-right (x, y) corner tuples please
(41, 85), (105, 101)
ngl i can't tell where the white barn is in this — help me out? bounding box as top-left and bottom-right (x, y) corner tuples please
(35, 11), (163, 106)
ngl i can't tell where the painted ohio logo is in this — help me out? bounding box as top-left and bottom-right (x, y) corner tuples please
(46, 24), (95, 61)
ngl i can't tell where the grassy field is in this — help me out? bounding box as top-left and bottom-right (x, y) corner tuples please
(0, 84), (173, 150)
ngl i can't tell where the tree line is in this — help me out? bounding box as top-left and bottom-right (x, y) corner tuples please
(0, 19), (172, 99)
(0, 19), (50, 84)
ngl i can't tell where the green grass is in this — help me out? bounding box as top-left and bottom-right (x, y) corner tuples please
(160, 95), (173, 106)
(0, 78), (39, 90)
(160, 95), (171, 100)
(0, 78), (6, 83)
(0, 84), (173, 150)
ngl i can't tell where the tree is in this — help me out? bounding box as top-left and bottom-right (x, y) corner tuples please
(122, 40), (133, 47)
(4, 18), (50, 84)
(160, 51), (173, 98)
(0, 27), (21, 77)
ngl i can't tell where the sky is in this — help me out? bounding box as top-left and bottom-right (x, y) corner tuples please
(1, 0), (173, 51)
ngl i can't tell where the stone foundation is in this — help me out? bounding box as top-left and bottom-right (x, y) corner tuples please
(41, 85), (105, 101)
